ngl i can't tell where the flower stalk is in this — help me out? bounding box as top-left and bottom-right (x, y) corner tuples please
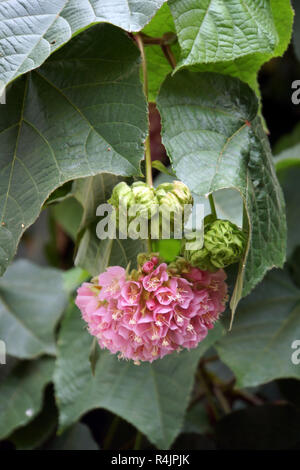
(136, 34), (153, 252)
(208, 193), (217, 220)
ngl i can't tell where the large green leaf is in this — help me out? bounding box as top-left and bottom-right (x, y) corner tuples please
(0, 0), (166, 87)
(216, 270), (300, 388)
(142, 1), (293, 100)
(54, 303), (223, 449)
(0, 260), (66, 359)
(0, 356), (54, 439)
(187, 0), (294, 95)
(157, 71), (286, 311)
(0, 24), (147, 276)
(168, 0), (278, 70)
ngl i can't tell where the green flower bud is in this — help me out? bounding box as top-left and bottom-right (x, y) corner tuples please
(108, 181), (158, 224)
(204, 219), (246, 268)
(137, 252), (158, 267)
(131, 182), (158, 219)
(156, 181), (193, 206)
(184, 244), (216, 271)
(108, 182), (134, 211)
(183, 220), (246, 271)
(108, 180), (194, 236)
(156, 181), (193, 231)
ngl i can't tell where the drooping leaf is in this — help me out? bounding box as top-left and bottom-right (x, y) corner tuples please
(53, 303), (223, 449)
(44, 181), (73, 206)
(0, 24), (147, 276)
(152, 159), (176, 177)
(157, 71), (286, 312)
(216, 269), (300, 388)
(0, 260), (66, 359)
(0, 356), (54, 439)
(0, 0), (166, 87)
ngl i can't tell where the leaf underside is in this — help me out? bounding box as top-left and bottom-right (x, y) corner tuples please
(157, 71), (286, 311)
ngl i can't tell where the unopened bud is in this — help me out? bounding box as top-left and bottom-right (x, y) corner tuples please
(108, 181), (157, 224)
(156, 181), (193, 231)
(183, 219), (246, 271)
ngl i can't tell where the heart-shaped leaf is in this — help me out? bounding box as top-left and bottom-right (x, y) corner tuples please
(0, 24), (147, 276)
(168, 0), (278, 70)
(142, 0), (293, 101)
(157, 71), (286, 313)
(0, 0), (166, 87)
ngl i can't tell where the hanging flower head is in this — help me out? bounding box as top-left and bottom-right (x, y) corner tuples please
(76, 255), (228, 364)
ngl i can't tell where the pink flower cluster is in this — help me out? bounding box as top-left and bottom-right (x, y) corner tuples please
(76, 259), (228, 364)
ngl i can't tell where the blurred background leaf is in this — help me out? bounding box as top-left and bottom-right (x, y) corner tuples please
(0, 357), (54, 440)
(0, 260), (66, 359)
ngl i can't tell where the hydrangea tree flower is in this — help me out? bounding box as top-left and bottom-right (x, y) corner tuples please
(76, 257), (228, 364)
